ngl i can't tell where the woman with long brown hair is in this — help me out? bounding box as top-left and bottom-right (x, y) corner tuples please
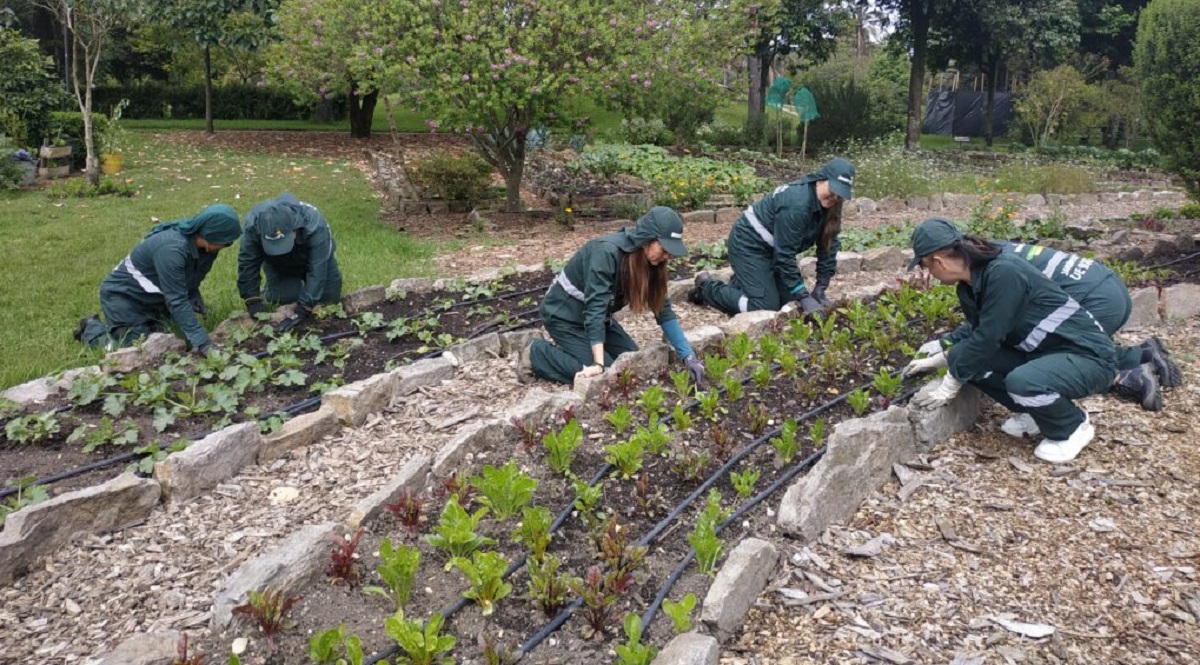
(689, 157), (854, 314)
(519, 207), (705, 385)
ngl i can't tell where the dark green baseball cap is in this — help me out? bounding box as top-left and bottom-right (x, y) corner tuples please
(908, 217), (964, 270)
(636, 206), (688, 256)
(823, 157), (855, 200)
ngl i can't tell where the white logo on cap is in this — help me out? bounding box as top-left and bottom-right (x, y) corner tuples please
(670, 232), (682, 239)
(838, 175), (854, 184)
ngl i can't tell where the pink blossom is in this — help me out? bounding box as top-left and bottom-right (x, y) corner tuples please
(643, 80), (651, 88)
(492, 73), (500, 80)
(462, 74), (471, 81)
(426, 119), (440, 128)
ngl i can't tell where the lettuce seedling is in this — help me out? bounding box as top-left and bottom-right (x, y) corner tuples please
(662, 593), (697, 634)
(670, 404), (693, 432)
(669, 368), (692, 400)
(614, 613), (657, 665)
(367, 538), (421, 609)
(770, 418), (799, 464)
(450, 551), (513, 616)
(425, 497), (495, 565)
(526, 554), (577, 617)
(605, 437), (645, 479)
(635, 385), (666, 426)
(512, 505), (553, 561)
(543, 419), (583, 476)
(605, 404), (634, 435)
(848, 388), (871, 416)
(726, 332), (754, 369)
(688, 490), (728, 575)
(730, 469), (760, 499)
(384, 610), (455, 665)
(471, 461), (538, 521)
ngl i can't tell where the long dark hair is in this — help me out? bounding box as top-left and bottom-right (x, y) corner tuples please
(819, 199), (842, 254)
(943, 234), (1002, 268)
(621, 245), (668, 314)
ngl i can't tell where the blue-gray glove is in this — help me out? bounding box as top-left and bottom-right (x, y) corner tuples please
(793, 287), (823, 314)
(684, 354), (706, 390)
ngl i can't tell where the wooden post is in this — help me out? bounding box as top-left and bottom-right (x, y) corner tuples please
(801, 120), (810, 165)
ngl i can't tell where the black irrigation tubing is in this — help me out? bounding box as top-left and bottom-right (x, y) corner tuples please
(1147, 250), (1200, 270)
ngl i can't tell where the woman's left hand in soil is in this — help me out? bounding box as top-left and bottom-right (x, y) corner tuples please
(811, 284), (832, 307)
(903, 349), (947, 377)
(911, 373), (963, 409)
(274, 306), (311, 333)
(684, 354), (707, 389)
(577, 363), (604, 379)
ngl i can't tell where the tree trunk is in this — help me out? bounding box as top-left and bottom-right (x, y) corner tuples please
(348, 89), (378, 139)
(502, 159), (525, 213)
(204, 45), (214, 135)
(984, 58), (998, 147)
(747, 53), (766, 116)
(904, 0), (931, 150)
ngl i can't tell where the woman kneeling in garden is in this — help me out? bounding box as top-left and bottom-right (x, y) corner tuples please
(75, 204), (241, 355)
(518, 207), (706, 386)
(902, 218), (1118, 463)
(689, 157), (854, 315)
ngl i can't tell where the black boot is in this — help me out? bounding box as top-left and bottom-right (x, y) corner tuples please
(73, 315), (100, 342)
(1112, 363), (1163, 411)
(688, 271), (712, 306)
(1142, 337), (1183, 388)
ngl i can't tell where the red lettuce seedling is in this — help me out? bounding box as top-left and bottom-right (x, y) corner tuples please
(438, 471), (477, 506)
(385, 490), (424, 540)
(569, 565), (619, 640)
(326, 528), (364, 586)
(232, 586), (301, 652)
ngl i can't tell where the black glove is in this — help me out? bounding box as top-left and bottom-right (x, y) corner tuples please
(793, 288), (823, 314)
(244, 298), (266, 317)
(191, 297), (208, 317)
(684, 354), (707, 390)
(195, 341), (220, 357)
(274, 306), (311, 333)
(812, 283), (832, 307)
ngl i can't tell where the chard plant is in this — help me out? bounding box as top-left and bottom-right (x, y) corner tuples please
(746, 402), (770, 436)
(671, 403), (693, 432)
(512, 505), (553, 561)
(669, 368), (693, 399)
(231, 586), (301, 652)
(771, 418), (799, 464)
(872, 368), (904, 400)
(709, 425), (734, 461)
(810, 418), (827, 448)
(672, 447), (711, 483)
(730, 469), (760, 499)
(450, 551), (513, 616)
(751, 362), (772, 390)
(569, 565), (619, 640)
(479, 633), (519, 665)
(689, 490), (729, 576)
(615, 613), (657, 665)
(308, 625), (364, 665)
(605, 437), (645, 479)
(635, 385), (666, 426)
(326, 528), (365, 586)
(848, 388), (871, 416)
(784, 319), (813, 351)
(662, 593), (697, 634)
(172, 633), (204, 665)
(615, 367), (637, 399)
(757, 334), (781, 365)
(572, 479), (606, 534)
(721, 375), (744, 402)
(778, 349), (798, 377)
(510, 416), (543, 452)
(816, 313), (838, 343)
(697, 388), (724, 422)
(383, 610), (456, 665)
(471, 461), (537, 521)
(634, 423), (670, 456)
(726, 332), (754, 369)
(543, 419), (584, 476)
(425, 497), (496, 565)
(632, 474), (662, 514)
(605, 404), (634, 435)
(703, 353), (732, 384)
(385, 490), (424, 540)
(438, 471), (477, 506)
(367, 538), (421, 609)
(526, 554), (578, 617)
(598, 518), (647, 584)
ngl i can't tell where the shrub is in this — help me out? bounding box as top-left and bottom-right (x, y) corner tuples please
(91, 83), (337, 121)
(694, 120), (744, 146)
(795, 77), (890, 150)
(992, 160), (1096, 195)
(0, 27), (69, 147)
(47, 112), (111, 170)
(620, 118), (675, 146)
(1136, 0), (1200, 197)
(0, 135), (25, 191)
(408, 151), (495, 202)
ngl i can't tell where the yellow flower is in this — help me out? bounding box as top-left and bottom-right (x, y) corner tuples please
(565, 207), (572, 213)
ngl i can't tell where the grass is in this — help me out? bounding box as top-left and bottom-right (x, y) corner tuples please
(0, 131), (436, 390)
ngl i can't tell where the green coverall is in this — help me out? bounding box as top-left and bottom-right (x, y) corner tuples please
(532, 225), (689, 384)
(942, 253), (1118, 440)
(238, 193), (343, 309)
(696, 178), (838, 314)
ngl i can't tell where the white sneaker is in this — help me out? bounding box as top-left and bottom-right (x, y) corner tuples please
(1033, 414), (1094, 463)
(1000, 413), (1041, 438)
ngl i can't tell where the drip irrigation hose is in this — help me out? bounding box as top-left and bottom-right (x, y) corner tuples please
(1148, 250), (1200, 270)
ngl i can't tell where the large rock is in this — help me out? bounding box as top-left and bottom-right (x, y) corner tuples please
(719, 310), (777, 339)
(667, 278), (695, 303)
(388, 277), (435, 296)
(105, 334), (186, 373)
(878, 196), (905, 213)
(1126, 287), (1161, 327)
(393, 357), (455, 396)
(835, 251), (863, 273)
(211, 522), (340, 630)
(908, 384), (981, 453)
(612, 342), (671, 375)
(1, 377), (53, 405)
(343, 285), (387, 313)
(715, 207), (742, 227)
(856, 198), (878, 214)
(1026, 194), (1046, 207)
(91, 630), (182, 665)
(506, 388), (582, 429)
(906, 196), (930, 211)
(860, 246), (906, 272)
(1163, 283), (1200, 320)
(499, 329), (545, 357)
(432, 420), (512, 477)
(259, 407), (338, 464)
(699, 538), (779, 641)
(444, 332), (501, 365)
(685, 325), (725, 357)
(154, 423), (262, 502)
(682, 210), (715, 225)
(0, 473), (160, 585)
(778, 407), (917, 542)
(346, 455), (432, 530)
(324, 372), (399, 426)
(1077, 193), (1100, 205)
(653, 632), (719, 665)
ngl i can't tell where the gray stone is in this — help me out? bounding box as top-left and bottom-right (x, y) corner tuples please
(141, 332), (187, 359)
(1025, 194), (1046, 207)
(1153, 190), (1182, 200)
(856, 198), (878, 214)
(49, 366), (102, 394)
(259, 408), (338, 464)
(499, 329), (545, 357)
(715, 207), (742, 227)
(700, 538), (779, 641)
(0, 473), (160, 585)
(388, 277), (436, 297)
(211, 522), (340, 630)
(213, 313), (256, 342)
(928, 193), (945, 211)
(878, 196), (905, 213)
(1099, 192), (1119, 203)
(778, 408), (916, 542)
(908, 384), (981, 453)
(324, 372), (399, 426)
(1164, 283), (1200, 320)
(432, 420), (512, 477)
(1175, 232), (1196, 252)
(1115, 245), (1144, 262)
(1110, 229), (1129, 244)
(1127, 287), (1161, 327)
(1, 378), (53, 405)
(667, 278), (695, 303)
(104, 348), (143, 373)
(711, 267), (734, 282)
(154, 423), (262, 502)
(346, 455), (432, 530)
(92, 630), (182, 665)
(1077, 193), (1100, 205)
(653, 632), (719, 665)
(844, 280), (891, 303)
(612, 342), (671, 374)
(685, 325), (724, 356)
(444, 333), (501, 364)
(835, 251), (863, 273)
(906, 196), (930, 211)
(860, 246), (905, 272)
(798, 256), (817, 280)
(1045, 193), (1063, 206)
(719, 310), (777, 339)
(573, 370), (609, 402)
(343, 285), (387, 313)
(682, 210), (715, 226)
(394, 357), (455, 396)
(506, 388), (583, 428)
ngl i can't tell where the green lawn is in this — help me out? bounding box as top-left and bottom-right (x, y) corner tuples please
(0, 132), (436, 390)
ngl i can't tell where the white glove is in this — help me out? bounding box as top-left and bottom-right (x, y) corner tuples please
(902, 349), (947, 377)
(917, 339), (944, 357)
(577, 364), (604, 379)
(911, 373), (964, 409)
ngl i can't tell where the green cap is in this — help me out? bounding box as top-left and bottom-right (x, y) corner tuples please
(635, 206), (688, 257)
(908, 217), (964, 270)
(822, 157), (855, 200)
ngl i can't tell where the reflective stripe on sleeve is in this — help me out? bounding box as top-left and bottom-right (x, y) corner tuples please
(554, 271), (585, 301)
(1041, 250), (1068, 278)
(1011, 392), (1062, 408)
(121, 256), (162, 295)
(743, 207), (775, 247)
(1018, 297), (1080, 352)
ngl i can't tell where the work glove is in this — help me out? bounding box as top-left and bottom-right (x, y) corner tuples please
(191, 297), (208, 317)
(244, 297), (266, 318)
(684, 354), (707, 390)
(792, 287), (824, 314)
(811, 283), (832, 307)
(577, 363), (604, 379)
(911, 373), (964, 409)
(916, 338), (944, 357)
(902, 349), (947, 378)
(195, 342), (221, 357)
(274, 306), (311, 333)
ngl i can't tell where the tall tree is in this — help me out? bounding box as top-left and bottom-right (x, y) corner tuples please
(151, 0), (279, 135)
(32, 0), (137, 186)
(1079, 0), (1146, 69)
(886, 0), (937, 149)
(746, 0), (840, 115)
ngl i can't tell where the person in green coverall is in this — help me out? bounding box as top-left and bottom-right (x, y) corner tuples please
(75, 204), (242, 354)
(518, 207), (707, 386)
(908, 219), (1182, 412)
(238, 192), (343, 333)
(902, 218), (1124, 463)
(689, 157), (855, 314)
